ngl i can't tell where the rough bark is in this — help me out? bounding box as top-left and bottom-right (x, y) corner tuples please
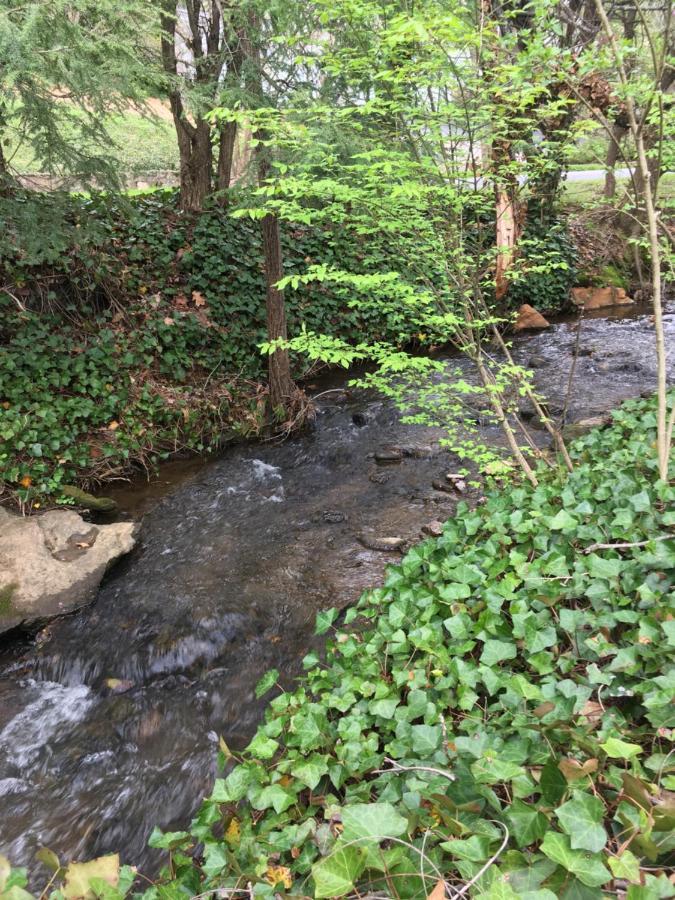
(260, 210), (294, 410)
(160, 0), (231, 211)
(217, 120), (238, 196)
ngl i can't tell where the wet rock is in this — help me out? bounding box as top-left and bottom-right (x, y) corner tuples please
(0, 508), (138, 635)
(445, 473), (467, 492)
(369, 471), (391, 484)
(422, 520), (444, 537)
(398, 444), (436, 459)
(432, 479), (454, 493)
(528, 355), (548, 368)
(562, 415), (612, 441)
(105, 678), (134, 694)
(374, 448), (404, 464)
(61, 485), (118, 512)
(351, 412), (370, 428)
(571, 286), (634, 310)
(322, 510), (347, 524)
(514, 304), (550, 331)
(357, 534), (405, 552)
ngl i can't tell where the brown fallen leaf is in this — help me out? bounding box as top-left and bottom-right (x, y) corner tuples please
(559, 757), (598, 782)
(192, 290), (207, 307)
(427, 879), (447, 900)
(163, 316), (175, 326)
(581, 700), (604, 725)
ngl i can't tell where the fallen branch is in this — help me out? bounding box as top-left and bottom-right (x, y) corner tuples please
(583, 534), (673, 554)
(374, 757), (456, 782)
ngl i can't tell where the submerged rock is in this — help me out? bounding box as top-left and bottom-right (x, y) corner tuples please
(571, 286), (634, 310)
(0, 508), (138, 635)
(61, 486), (118, 512)
(562, 415), (612, 441)
(422, 520), (444, 537)
(357, 534), (405, 552)
(374, 447), (404, 463)
(514, 304), (550, 331)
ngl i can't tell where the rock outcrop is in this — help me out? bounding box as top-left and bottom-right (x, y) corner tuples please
(514, 304), (550, 331)
(0, 508), (138, 634)
(571, 286), (634, 310)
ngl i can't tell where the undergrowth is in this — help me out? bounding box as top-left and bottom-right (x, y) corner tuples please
(4, 393), (673, 898)
(0, 189), (576, 508)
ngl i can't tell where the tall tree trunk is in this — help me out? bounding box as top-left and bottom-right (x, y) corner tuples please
(604, 120), (627, 199)
(172, 112), (213, 212)
(260, 209), (294, 410)
(217, 120), (238, 198)
(161, 1), (214, 212)
(492, 140), (521, 301)
(241, 14), (295, 413)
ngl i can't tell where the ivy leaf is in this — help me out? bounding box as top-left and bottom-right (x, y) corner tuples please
(555, 792), (607, 853)
(507, 799), (549, 848)
(211, 767), (252, 802)
(341, 803), (408, 842)
(315, 607), (338, 635)
(586, 555), (622, 579)
(252, 783), (296, 815)
(549, 509), (578, 531)
(255, 668), (279, 699)
(480, 640), (517, 666)
(540, 833), (610, 887)
(291, 755), (329, 790)
(312, 846), (367, 898)
(411, 724), (442, 754)
(62, 855), (120, 899)
(608, 850), (641, 883)
(600, 737), (643, 759)
(147, 829), (189, 850)
(245, 732), (279, 760)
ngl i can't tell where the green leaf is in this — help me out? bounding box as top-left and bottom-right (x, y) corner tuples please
(555, 792), (607, 853)
(540, 833), (610, 887)
(600, 737), (643, 759)
(246, 732), (280, 760)
(549, 510), (578, 531)
(586, 555), (622, 579)
(507, 800), (549, 848)
(147, 829), (189, 850)
(608, 850), (641, 883)
(291, 755), (329, 790)
(411, 724), (442, 754)
(312, 846), (367, 898)
(255, 668), (279, 699)
(211, 767), (252, 802)
(316, 607), (338, 635)
(480, 640), (517, 666)
(252, 783), (296, 814)
(341, 803), (408, 843)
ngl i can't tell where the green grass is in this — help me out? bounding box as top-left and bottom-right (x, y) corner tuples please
(562, 172), (675, 207)
(5, 105), (179, 177)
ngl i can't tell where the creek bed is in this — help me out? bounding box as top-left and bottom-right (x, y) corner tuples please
(0, 304), (673, 878)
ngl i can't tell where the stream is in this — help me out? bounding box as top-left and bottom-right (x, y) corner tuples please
(1, 304), (673, 881)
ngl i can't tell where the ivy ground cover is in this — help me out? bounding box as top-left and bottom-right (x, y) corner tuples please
(137, 393), (675, 900)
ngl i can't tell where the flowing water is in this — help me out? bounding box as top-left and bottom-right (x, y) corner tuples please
(1, 304), (673, 880)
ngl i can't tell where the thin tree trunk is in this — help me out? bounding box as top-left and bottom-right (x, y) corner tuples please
(260, 210), (294, 411)
(217, 120), (238, 198)
(593, 0), (669, 480)
(604, 121), (626, 199)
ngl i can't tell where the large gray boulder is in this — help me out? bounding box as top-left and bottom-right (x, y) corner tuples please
(0, 508), (138, 634)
